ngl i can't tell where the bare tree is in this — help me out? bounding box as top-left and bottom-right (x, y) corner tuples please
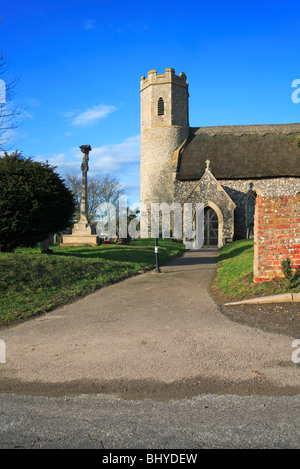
(65, 172), (125, 223)
(0, 54), (21, 151)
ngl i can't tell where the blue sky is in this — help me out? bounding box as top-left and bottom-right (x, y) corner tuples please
(1, 0), (300, 206)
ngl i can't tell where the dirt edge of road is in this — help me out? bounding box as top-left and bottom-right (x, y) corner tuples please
(1, 373), (300, 401)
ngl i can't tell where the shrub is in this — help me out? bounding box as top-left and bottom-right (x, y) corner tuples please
(281, 257), (293, 280)
(0, 151), (76, 252)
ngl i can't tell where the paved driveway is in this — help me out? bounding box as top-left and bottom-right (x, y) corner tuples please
(0, 248), (299, 399)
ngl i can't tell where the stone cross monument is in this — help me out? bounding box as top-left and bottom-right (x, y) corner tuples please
(79, 144), (91, 224)
(61, 145), (99, 246)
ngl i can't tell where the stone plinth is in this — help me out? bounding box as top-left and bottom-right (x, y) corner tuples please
(61, 220), (100, 246)
(72, 220), (93, 235)
(61, 233), (100, 246)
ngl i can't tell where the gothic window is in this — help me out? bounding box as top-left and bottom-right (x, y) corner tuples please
(158, 97), (164, 116)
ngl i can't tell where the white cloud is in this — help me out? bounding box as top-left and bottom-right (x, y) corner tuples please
(62, 110), (78, 119)
(35, 135), (140, 176)
(34, 135), (141, 202)
(0, 128), (29, 149)
(83, 19), (96, 30)
(21, 109), (33, 120)
(23, 97), (41, 108)
(89, 135), (140, 171)
(70, 104), (117, 127)
(35, 153), (70, 168)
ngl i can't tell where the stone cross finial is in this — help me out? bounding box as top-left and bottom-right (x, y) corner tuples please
(206, 159), (210, 171)
(80, 145), (91, 172)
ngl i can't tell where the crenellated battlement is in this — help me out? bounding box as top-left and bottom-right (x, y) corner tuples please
(140, 68), (188, 91)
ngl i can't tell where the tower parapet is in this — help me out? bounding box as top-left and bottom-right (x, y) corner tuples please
(140, 68), (188, 91)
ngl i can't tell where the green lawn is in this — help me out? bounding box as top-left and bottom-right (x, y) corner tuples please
(0, 239), (185, 327)
(2, 237), (298, 327)
(211, 239), (300, 303)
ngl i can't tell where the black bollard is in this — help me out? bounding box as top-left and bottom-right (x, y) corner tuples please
(155, 237), (161, 273)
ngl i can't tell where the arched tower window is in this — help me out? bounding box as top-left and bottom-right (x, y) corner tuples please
(246, 191), (257, 238)
(158, 97), (164, 116)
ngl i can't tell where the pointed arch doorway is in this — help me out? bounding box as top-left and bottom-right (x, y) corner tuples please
(195, 201), (224, 248)
(204, 206), (218, 247)
(188, 201), (225, 250)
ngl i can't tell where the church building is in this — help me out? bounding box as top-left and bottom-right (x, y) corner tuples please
(140, 68), (300, 247)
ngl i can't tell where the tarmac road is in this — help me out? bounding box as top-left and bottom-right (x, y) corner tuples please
(1, 392), (299, 449)
(0, 248), (299, 448)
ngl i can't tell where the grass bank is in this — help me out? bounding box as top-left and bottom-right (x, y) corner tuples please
(211, 239), (300, 303)
(0, 239), (185, 327)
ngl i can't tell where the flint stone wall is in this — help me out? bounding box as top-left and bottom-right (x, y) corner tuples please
(174, 177), (300, 240)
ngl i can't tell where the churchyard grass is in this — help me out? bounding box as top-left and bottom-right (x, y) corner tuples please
(0, 239), (185, 327)
(212, 239), (300, 303)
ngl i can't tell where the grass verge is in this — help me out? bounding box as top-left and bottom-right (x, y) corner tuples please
(0, 239), (185, 327)
(211, 239), (300, 304)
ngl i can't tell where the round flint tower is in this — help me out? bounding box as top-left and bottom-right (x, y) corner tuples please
(140, 68), (189, 207)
